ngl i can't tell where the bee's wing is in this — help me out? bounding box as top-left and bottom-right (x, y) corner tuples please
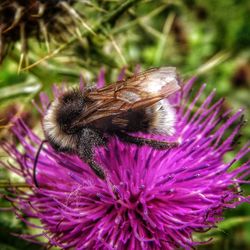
(79, 67), (181, 125)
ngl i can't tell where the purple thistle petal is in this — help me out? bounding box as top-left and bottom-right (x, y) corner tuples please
(1, 72), (250, 250)
(134, 64), (141, 74)
(79, 74), (85, 92)
(52, 84), (61, 98)
(117, 67), (127, 81)
(31, 99), (43, 115)
(39, 92), (50, 112)
(97, 67), (106, 88)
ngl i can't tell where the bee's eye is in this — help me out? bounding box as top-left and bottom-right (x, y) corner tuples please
(63, 95), (73, 104)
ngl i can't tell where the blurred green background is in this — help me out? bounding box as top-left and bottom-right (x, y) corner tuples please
(0, 0), (249, 249)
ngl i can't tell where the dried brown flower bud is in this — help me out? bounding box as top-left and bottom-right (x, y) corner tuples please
(0, 0), (86, 67)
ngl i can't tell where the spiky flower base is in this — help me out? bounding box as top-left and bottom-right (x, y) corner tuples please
(1, 72), (250, 249)
(0, 0), (82, 65)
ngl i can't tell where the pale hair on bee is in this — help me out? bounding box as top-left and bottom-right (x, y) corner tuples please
(43, 99), (78, 151)
(147, 99), (176, 135)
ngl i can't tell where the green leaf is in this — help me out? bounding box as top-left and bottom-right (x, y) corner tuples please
(218, 217), (250, 230)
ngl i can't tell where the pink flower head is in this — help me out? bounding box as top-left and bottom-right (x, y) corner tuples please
(1, 70), (250, 250)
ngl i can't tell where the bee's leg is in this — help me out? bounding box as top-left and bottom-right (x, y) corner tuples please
(116, 132), (179, 150)
(77, 128), (106, 180)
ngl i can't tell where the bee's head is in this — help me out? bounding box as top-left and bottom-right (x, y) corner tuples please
(55, 90), (85, 134)
(43, 89), (85, 151)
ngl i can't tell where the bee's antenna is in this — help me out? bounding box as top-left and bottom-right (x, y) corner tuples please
(33, 140), (47, 188)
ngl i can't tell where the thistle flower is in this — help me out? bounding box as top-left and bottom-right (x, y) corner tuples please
(1, 71), (250, 250)
(0, 0), (88, 66)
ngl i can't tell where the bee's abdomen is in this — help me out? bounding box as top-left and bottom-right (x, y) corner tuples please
(110, 99), (176, 135)
(111, 109), (151, 133)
